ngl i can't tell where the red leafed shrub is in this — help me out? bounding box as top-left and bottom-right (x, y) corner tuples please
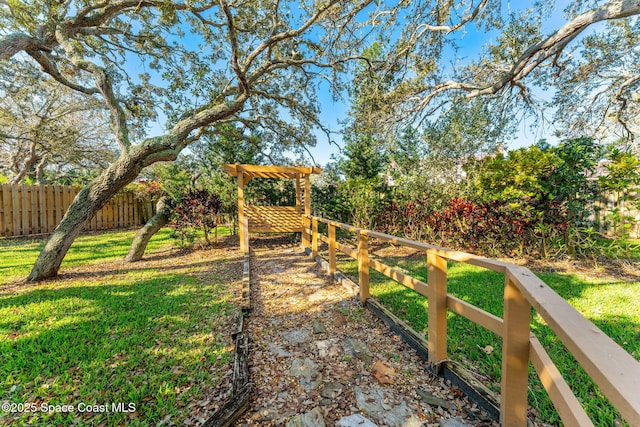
(377, 197), (569, 257)
(425, 198), (536, 255)
(375, 196), (434, 241)
(172, 189), (222, 246)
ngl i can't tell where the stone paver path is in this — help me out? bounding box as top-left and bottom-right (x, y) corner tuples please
(236, 237), (496, 426)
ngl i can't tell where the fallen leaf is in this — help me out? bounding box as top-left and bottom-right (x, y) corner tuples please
(372, 360), (396, 385)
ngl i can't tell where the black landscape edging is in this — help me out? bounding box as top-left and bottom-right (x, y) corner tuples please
(241, 253), (251, 315)
(309, 251), (501, 423)
(367, 299), (500, 421)
(202, 252), (252, 427)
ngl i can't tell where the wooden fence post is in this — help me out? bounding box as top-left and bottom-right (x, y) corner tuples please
(501, 275), (531, 427)
(46, 185), (54, 232)
(328, 222), (336, 279)
(311, 217), (318, 258)
(0, 185), (6, 236)
(54, 185), (63, 225)
(358, 230), (370, 305)
(30, 185), (37, 234)
(427, 249), (448, 365)
(238, 171), (249, 253)
(11, 185), (19, 236)
(2, 184), (12, 236)
(38, 185), (45, 234)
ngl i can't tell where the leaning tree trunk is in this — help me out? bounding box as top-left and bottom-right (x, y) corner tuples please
(124, 196), (172, 262)
(26, 137), (180, 282)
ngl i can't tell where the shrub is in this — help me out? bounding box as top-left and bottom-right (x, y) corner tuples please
(375, 196), (433, 241)
(377, 197), (573, 258)
(172, 189), (222, 246)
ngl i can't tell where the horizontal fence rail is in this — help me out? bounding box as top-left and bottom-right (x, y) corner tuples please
(0, 184), (154, 238)
(302, 214), (640, 427)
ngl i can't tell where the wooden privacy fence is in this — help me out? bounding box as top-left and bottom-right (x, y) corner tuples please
(591, 190), (640, 238)
(0, 184), (153, 237)
(302, 214), (640, 427)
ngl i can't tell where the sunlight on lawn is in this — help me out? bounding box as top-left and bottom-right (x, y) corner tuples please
(0, 228), (241, 426)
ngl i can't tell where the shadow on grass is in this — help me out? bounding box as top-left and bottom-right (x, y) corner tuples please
(0, 272), (239, 426)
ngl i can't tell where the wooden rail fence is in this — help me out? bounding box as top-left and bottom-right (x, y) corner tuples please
(302, 214), (640, 427)
(0, 184), (153, 237)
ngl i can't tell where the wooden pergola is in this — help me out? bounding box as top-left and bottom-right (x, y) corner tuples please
(224, 164), (322, 253)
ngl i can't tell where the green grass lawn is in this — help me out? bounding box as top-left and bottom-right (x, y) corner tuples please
(0, 226), (240, 426)
(333, 249), (639, 426)
(0, 226), (234, 283)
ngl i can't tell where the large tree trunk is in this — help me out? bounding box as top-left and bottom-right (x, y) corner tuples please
(26, 138), (179, 282)
(124, 196), (172, 262)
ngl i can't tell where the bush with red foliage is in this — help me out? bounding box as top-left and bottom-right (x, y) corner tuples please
(172, 189), (222, 245)
(375, 196), (433, 241)
(376, 197), (569, 257)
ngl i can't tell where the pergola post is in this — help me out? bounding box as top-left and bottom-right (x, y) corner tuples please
(237, 171), (249, 253)
(301, 174), (312, 248)
(295, 173), (302, 211)
(304, 174), (311, 217)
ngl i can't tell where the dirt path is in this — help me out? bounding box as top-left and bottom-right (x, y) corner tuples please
(236, 236), (496, 427)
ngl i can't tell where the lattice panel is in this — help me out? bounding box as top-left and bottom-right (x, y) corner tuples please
(246, 206), (302, 232)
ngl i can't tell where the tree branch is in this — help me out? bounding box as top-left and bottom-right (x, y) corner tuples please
(242, 0), (346, 71)
(219, 0), (249, 95)
(54, 25), (131, 150)
(413, 0), (640, 108)
(394, 0), (490, 61)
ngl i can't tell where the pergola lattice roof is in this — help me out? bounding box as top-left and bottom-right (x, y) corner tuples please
(223, 164), (322, 180)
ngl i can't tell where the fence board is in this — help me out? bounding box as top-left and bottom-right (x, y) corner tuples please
(119, 195), (125, 228)
(124, 194), (130, 226)
(2, 184), (10, 236)
(48, 186), (55, 233)
(54, 186), (62, 225)
(132, 195), (138, 226)
(38, 186), (45, 234)
(0, 185), (4, 236)
(30, 186), (37, 234)
(96, 204), (102, 230)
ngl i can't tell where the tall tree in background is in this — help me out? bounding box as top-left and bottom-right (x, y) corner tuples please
(551, 16), (640, 148)
(338, 43), (389, 181)
(375, 1), (640, 145)
(390, 99), (511, 210)
(337, 43), (392, 228)
(0, 61), (116, 184)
